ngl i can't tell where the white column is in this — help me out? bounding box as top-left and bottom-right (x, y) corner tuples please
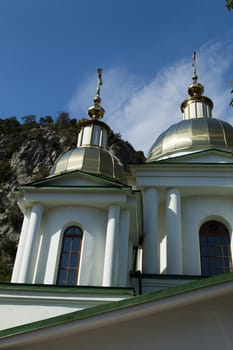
(103, 205), (120, 287)
(142, 187), (159, 274)
(18, 203), (43, 283)
(166, 189), (182, 274)
(11, 209), (30, 282)
(117, 209), (130, 287)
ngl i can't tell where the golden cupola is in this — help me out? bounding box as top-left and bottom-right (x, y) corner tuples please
(147, 52), (233, 162)
(180, 51), (213, 120)
(50, 69), (125, 183)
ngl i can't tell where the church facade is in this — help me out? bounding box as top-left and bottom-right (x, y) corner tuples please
(11, 65), (233, 289)
(1, 61), (233, 348)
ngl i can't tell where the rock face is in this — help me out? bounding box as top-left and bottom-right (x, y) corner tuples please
(0, 117), (145, 281)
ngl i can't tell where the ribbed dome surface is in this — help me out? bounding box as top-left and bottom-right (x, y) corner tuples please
(147, 118), (233, 162)
(50, 146), (125, 183)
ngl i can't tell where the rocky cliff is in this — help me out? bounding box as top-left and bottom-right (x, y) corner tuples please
(0, 115), (145, 281)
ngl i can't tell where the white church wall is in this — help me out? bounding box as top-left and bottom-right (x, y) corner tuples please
(139, 180), (233, 277)
(15, 204), (43, 284)
(127, 240), (133, 284)
(182, 195), (233, 275)
(166, 189), (183, 275)
(117, 209), (130, 287)
(13, 187), (139, 287)
(78, 207), (107, 286)
(34, 206), (107, 286)
(0, 302), (83, 331)
(0, 287), (132, 331)
(158, 200), (167, 274)
(11, 209), (30, 283)
(142, 188), (159, 274)
(32, 224), (44, 283)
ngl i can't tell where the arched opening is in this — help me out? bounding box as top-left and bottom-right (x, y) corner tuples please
(57, 226), (83, 285)
(199, 220), (232, 276)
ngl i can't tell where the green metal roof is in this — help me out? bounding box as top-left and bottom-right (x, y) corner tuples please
(0, 283), (135, 296)
(1, 273), (233, 340)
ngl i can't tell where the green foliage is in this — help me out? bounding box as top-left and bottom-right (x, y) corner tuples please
(6, 206), (23, 231)
(39, 115), (54, 126)
(0, 259), (12, 282)
(0, 239), (17, 282)
(226, 0), (233, 10)
(69, 118), (78, 128)
(0, 117), (21, 135)
(0, 159), (11, 181)
(109, 131), (145, 169)
(5, 137), (23, 158)
(31, 166), (50, 182)
(56, 112), (70, 129)
(1, 239), (17, 260)
(21, 115), (37, 125)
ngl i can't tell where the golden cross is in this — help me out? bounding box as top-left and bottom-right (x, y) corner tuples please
(96, 68), (103, 96)
(192, 51), (197, 81)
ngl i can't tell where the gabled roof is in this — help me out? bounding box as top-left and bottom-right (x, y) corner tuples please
(153, 148), (233, 164)
(1, 273), (233, 341)
(20, 169), (130, 189)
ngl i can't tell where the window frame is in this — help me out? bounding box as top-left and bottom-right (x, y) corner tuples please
(57, 226), (83, 286)
(199, 220), (232, 276)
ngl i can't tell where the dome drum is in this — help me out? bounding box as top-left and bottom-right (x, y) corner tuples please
(77, 120), (111, 148)
(181, 96), (213, 120)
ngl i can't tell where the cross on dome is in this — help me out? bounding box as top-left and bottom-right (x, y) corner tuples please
(88, 67), (105, 119)
(188, 51), (204, 97)
(192, 51), (198, 83)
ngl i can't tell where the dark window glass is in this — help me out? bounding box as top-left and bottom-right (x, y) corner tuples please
(71, 254), (78, 266)
(64, 237), (72, 251)
(199, 221), (232, 276)
(61, 253), (69, 268)
(57, 226), (83, 286)
(58, 270), (66, 285)
(73, 238), (81, 251)
(68, 270), (76, 284)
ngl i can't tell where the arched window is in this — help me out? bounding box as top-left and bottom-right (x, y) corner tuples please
(199, 220), (232, 276)
(57, 226), (83, 286)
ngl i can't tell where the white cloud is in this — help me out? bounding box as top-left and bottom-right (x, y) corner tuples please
(68, 40), (233, 156)
(68, 68), (143, 120)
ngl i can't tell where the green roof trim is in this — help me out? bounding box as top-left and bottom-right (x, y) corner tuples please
(131, 272), (205, 280)
(23, 169), (129, 188)
(1, 273), (233, 340)
(0, 283), (135, 296)
(17, 184), (142, 197)
(146, 148), (233, 164)
(18, 185), (131, 191)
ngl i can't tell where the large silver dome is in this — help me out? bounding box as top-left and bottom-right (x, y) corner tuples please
(147, 118), (233, 162)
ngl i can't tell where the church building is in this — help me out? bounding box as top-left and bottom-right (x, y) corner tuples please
(1, 58), (233, 349)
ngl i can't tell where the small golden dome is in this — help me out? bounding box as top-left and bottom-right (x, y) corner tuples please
(147, 118), (233, 162)
(50, 146), (125, 183)
(188, 81), (204, 97)
(180, 51), (214, 119)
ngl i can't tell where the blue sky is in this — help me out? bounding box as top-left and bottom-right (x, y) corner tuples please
(0, 0), (232, 153)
